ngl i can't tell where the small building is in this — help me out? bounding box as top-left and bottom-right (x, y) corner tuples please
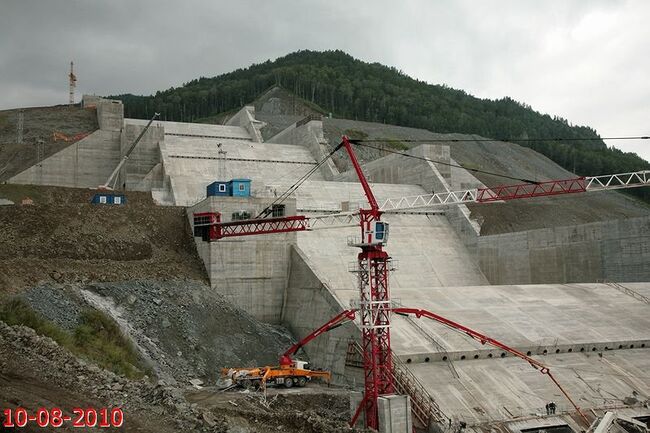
(91, 193), (126, 205)
(207, 181), (230, 197)
(230, 179), (251, 197)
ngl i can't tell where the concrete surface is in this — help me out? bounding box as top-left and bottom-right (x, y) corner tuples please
(9, 129), (121, 187)
(268, 119), (339, 179)
(225, 105), (265, 143)
(190, 196), (298, 324)
(119, 120), (164, 190)
(478, 216), (650, 284)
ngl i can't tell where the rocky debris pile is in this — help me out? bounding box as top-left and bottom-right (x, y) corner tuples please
(1, 320), (367, 433)
(19, 280), (294, 386)
(186, 389), (372, 433)
(0, 320), (228, 432)
(83, 279), (294, 384)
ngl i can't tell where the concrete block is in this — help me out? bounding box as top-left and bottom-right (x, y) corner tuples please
(378, 394), (412, 433)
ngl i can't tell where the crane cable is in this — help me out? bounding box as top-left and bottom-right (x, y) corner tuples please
(256, 142), (343, 218)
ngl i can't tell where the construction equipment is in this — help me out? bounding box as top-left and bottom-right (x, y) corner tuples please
(194, 136), (650, 430)
(221, 360), (330, 390)
(221, 311), (355, 390)
(100, 112), (160, 190)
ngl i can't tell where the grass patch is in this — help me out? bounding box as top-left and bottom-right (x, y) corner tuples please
(0, 298), (72, 346)
(0, 298), (145, 378)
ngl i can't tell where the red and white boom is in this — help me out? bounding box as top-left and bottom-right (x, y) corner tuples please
(194, 170), (650, 240)
(378, 170), (650, 212)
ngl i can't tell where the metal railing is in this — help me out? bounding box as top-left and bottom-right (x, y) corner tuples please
(604, 281), (650, 305)
(345, 339), (448, 427)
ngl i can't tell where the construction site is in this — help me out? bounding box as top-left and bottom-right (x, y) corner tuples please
(1, 84), (649, 433)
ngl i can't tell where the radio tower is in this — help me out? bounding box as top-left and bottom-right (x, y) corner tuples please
(68, 61), (77, 106)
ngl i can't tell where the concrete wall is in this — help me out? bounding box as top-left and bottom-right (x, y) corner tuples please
(190, 196), (298, 324)
(334, 144), (450, 191)
(267, 120), (339, 180)
(282, 246), (357, 384)
(478, 216), (650, 284)
(225, 106), (265, 143)
(96, 98), (124, 131)
(9, 98), (124, 188)
(9, 129), (121, 188)
(119, 121), (164, 190)
(378, 395), (412, 433)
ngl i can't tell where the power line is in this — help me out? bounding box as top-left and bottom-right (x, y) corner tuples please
(354, 141), (540, 184)
(350, 135), (650, 144)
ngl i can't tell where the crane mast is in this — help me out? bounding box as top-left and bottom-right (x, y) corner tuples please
(341, 136), (395, 429)
(68, 61), (76, 106)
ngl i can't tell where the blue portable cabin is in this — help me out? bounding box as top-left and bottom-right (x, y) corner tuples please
(91, 193), (127, 205)
(229, 179), (251, 197)
(207, 181), (230, 197)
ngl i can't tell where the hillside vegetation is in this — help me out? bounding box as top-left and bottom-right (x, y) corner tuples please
(110, 50), (650, 201)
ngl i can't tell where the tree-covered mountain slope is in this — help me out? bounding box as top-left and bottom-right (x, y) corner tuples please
(110, 50), (649, 201)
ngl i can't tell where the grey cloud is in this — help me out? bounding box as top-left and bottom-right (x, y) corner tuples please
(0, 0), (647, 159)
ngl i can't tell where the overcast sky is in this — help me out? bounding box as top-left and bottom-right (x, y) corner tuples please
(1, 0), (648, 160)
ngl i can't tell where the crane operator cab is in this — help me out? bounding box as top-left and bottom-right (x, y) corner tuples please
(363, 221), (390, 246)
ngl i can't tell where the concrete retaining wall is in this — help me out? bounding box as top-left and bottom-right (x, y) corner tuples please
(478, 216), (650, 284)
(119, 121), (164, 190)
(225, 106), (264, 143)
(283, 246), (357, 384)
(9, 129), (121, 188)
(9, 98), (124, 188)
(190, 196), (298, 324)
(268, 120), (339, 180)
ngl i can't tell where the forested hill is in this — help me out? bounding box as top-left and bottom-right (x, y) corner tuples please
(110, 49), (649, 184)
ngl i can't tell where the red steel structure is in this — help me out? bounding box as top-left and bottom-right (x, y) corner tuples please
(192, 138), (649, 429)
(341, 136), (394, 429)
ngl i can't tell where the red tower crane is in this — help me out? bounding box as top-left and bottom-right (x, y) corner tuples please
(193, 137), (649, 430)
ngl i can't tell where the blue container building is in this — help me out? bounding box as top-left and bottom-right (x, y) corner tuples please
(207, 181), (230, 197)
(206, 179), (251, 198)
(91, 193), (127, 205)
(230, 179), (251, 197)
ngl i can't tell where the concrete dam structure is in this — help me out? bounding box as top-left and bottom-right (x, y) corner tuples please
(7, 96), (650, 432)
